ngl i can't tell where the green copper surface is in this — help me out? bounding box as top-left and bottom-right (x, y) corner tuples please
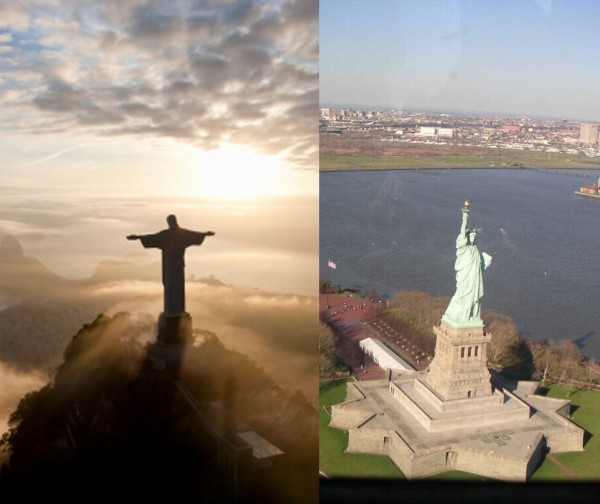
(442, 203), (492, 328)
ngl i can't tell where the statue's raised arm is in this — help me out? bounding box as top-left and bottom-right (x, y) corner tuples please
(459, 200), (469, 238)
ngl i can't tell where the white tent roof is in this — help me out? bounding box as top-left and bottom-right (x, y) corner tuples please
(359, 337), (415, 371)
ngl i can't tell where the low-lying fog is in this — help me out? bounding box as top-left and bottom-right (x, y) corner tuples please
(0, 193), (318, 437)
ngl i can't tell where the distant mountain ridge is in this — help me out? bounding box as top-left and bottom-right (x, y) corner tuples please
(0, 235), (24, 260)
(0, 235), (66, 296)
(0, 235), (225, 292)
(88, 258), (160, 283)
(0, 235), (223, 370)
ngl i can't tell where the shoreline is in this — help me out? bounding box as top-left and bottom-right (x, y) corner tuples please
(320, 159), (600, 172)
(320, 147), (600, 171)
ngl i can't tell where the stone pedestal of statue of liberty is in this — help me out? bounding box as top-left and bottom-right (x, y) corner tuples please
(427, 200), (494, 400)
(127, 214), (215, 344)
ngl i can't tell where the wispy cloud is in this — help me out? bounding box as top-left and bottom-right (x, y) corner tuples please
(18, 143), (88, 167)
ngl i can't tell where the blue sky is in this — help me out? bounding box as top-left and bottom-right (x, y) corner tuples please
(320, 0), (600, 121)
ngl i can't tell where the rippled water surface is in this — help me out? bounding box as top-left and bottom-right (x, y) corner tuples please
(320, 169), (600, 360)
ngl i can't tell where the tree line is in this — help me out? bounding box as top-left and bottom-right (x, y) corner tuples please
(391, 291), (600, 393)
(319, 288), (600, 395)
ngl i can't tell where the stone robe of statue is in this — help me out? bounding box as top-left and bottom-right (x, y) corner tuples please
(442, 206), (491, 327)
(127, 215), (214, 317)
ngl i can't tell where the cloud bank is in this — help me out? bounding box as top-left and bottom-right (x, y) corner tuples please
(0, 0), (318, 170)
(94, 280), (318, 402)
(0, 362), (46, 438)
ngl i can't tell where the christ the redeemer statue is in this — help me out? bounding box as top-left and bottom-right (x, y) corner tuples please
(127, 215), (215, 318)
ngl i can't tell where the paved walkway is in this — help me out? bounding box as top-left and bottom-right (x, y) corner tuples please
(321, 294), (388, 380)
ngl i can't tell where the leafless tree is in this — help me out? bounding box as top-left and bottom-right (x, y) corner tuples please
(319, 322), (337, 375)
(483, 310), (520, 366)
(556, 340), (584, 396)
(530, 340), (559, 385)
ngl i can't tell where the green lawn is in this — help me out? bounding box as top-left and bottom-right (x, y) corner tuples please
(530, 386), (600, 481)
(320, 152), (600, 171)
(319, 379), (403, 478)
(320, 380), (600, 481)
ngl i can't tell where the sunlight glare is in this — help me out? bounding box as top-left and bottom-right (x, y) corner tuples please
(184, 143), (287, 200)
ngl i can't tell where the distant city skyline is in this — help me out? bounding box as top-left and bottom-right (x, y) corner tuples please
(320, 103), (586, 123)
(320, 0), (600, 123)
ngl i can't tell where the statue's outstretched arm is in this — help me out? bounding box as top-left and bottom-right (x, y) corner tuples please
(126, 234), (139, 240)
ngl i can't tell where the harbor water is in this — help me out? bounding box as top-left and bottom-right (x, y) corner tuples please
(320, 169), (600, 361)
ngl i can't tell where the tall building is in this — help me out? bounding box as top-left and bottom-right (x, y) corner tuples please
(579, 123), (598, 145)
(419, 126), (436, 137)
(437, 127), (454, 138)
(320, 108), (332, 120)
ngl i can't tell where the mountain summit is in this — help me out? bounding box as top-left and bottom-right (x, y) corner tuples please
(0, 235), (63, 295)
(0, 312), (318, 502)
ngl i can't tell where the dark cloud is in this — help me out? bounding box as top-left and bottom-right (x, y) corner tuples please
(32, 79), (91, 113)
(77, 107), (124, 125)
(186, 13), (216, 31)
(118, 101), (157, 118)
(32, 78), (127, 126)
(127, 4), (183, 40)
(230, 100), (265, 120)
(284, 0), (319, 25)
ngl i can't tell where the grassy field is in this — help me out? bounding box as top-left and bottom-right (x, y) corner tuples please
(530, 386), (600, 481)
(319, 379), (403, 478)
(320, 379), (600, 481)
(320, 151), (600, 171)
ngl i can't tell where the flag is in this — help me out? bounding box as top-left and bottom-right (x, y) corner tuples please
(328, 259), (336, 270)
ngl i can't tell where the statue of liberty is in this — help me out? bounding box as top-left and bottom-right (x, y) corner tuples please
(442, 200), (492, 328)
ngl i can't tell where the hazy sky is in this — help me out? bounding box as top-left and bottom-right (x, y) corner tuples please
(320, 0), (600, 121)
(0, 0), (318, 295)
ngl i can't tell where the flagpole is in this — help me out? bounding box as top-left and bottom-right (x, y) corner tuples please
(327, 259), (337, 309)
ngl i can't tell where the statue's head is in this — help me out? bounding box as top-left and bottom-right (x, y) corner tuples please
(467, 227), (481, 244)
(167, 214), (179, 229)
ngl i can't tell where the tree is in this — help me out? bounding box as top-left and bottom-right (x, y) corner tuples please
(530, 340), (559, 385)
(584, 361), (600, 390)
(555, 340), (584, 396)
(319, 322), (337, 375)
(319, 280), (332, 294)
(389, 291), (448, 331)
(529, 339), (585, 393)
(364, 288), (379, 302)
(483, 310), (520, 366)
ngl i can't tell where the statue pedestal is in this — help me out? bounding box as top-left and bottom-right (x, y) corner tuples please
(426, 320), (493, 401)
(157, 312), (192, 345)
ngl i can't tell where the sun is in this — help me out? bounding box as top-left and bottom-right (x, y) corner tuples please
(183, 143), (287, 200)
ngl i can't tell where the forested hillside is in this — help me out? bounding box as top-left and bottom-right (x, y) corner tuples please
(0, 313), (318, 502)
